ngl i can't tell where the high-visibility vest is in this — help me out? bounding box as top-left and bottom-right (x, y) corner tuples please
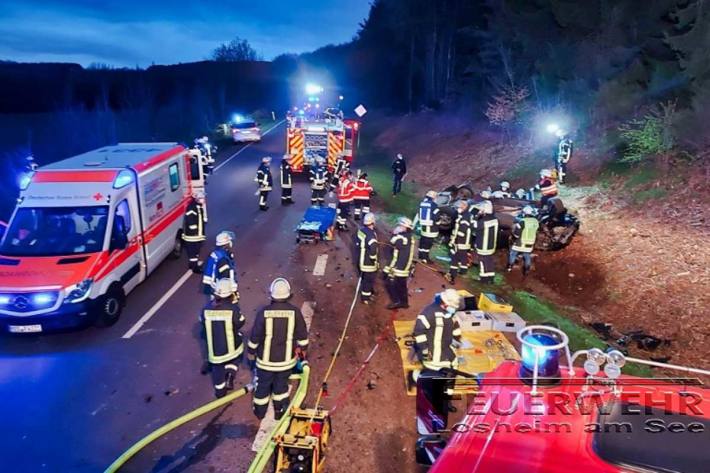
(512, 217), (539, 252)
(352, 178), (373, 200)
(384, 231), (414, 277)
(204, 308), (244, 364)
(357, 226), (379, 272)
(182, 201), (206, 242)
(475, 215), (498, 256)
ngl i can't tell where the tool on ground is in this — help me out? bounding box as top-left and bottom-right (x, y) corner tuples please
(274, 408), (332, 473)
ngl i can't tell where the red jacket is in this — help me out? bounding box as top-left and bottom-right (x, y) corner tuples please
(338, 179), (355, 203)
(539, 177), (558, 197)
(352, 178), (373, 200)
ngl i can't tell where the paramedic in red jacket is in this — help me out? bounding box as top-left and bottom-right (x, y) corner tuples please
(336, 170), (355, 230)
(352, 171), (374, 221)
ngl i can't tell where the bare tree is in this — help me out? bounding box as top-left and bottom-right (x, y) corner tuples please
(211, 37), (260, 62)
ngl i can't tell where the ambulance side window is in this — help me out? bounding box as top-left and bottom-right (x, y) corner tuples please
(189, 156), (201, 181)
(115, 200), (132, 234)
(169, 163), (180, 191)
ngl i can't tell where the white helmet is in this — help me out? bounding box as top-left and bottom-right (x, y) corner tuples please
(515, 188), (527, 199)
(262, 156), (271, 164)
(216, 231), (233, 246)
(500, 181), (510, 191)
(522, 205), (534, 216)
(316, 156), (325, 164)
(396, 153), (403, 159)
(480, 200), (493, 215)
(363, 212), (376, 226)
(397, 217), (414, 229)
(214, 278), (234, 298)
(270, 277), (291, 300)
(440, 289), (461, 309)
(480, 190), (491, 199)
(192, 190), (205, 200)
(282, 154), (290, 160)
(540, 169), (552, 178)
(425, 190), (438, 199)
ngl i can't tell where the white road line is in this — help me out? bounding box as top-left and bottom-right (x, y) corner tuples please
(213, 119), (285, 172)
(313, 254), (328, 276)
(122, 119), (285, 340)
(301, 301), (315, 330)
(121, 270), (194, 339)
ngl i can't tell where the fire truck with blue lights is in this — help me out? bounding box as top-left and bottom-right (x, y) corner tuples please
(416, 325), (710, 472)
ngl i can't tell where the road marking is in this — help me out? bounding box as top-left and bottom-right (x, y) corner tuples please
(122, 270), (194, 339)
(301, 301), (315, 330)
(313, 254), (328, 276)
(122, 120), (284, 340)
(213, 119), (285, 172)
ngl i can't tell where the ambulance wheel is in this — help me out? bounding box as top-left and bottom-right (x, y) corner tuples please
(96, 286), (125, 327)
(170, 234), (183, 259)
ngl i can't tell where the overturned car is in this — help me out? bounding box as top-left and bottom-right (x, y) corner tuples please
(434, 184), (580, 251)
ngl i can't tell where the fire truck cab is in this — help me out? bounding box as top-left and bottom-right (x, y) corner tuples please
(286, 115), (359, 173)
(0, 143), (200, 332)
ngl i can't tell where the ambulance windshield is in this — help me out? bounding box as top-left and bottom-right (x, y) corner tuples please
(0, 206), (109, 257)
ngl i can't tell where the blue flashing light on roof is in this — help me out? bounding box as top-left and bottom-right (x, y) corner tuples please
(113, 169), (135, 189)
(298, 110), (305, 116)
(232, 114), (244, 124)
(305, 83), (323, 95)
(18, 172), (34, 190)
(520, 333), (560, 378)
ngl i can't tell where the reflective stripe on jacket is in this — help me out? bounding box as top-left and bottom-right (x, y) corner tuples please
(256, 164), (273, 190)
(451, 211), (471, 250)
(182, 200), (206, 242)
(202, 248), (236, 290)
(475, 214), (499, 256)
(280, 161), (293, 188)
(413, 302), (462, 370)
(511, 217), (539, 253)
(337, 180), (355, 203)
(356, 226), (379, 272)
(540, 178), (558, 196)
(203, 304), (245, 364)
(414, 198), (439, 238)
(384, 230), (414, 277)
(352, 178), (373, 200)
(248, 301), (309, 371)
(310, 167), (327, 190)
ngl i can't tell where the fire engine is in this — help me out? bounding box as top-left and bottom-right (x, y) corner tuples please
(286, 114), (359, 173)
(417, 325), (710, 472)
(0, 143), (206, 332)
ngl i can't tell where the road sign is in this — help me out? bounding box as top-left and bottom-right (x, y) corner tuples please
(354, 104), (367, 117)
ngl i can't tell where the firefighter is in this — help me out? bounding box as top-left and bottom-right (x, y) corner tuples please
(356, 212), (379, 304)
(255, 157), (273, 211)
(336, 170), (355, 230)
(538, 169), (558, 207)
(507, 205), (539, 276)
(248, 278), (309, 420)
(310, 157), (327, 206)
(202, 231), (237, 298)
(280, 154), (294, 205)
(556, 134), (573, 184)
(182, 191), (207, 273)
(474, 200), (498, 284)
(413, 289), (462, 372)
(498, 181), (512, 198)
(330, 153), (349, 191)
(413, 190), (440, 263)
(391, 153), (407, 196)
(445, 200), (472, 284)
(383, 217), (414, 310)
(352, 171), (373, 220)
(202, 278), (245, 398)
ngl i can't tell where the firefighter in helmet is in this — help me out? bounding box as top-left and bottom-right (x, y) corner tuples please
(182, 191), (207, 272)
(352, 171), (374, 220)
(474, 200), (498, 284)
(310, 157), (327, 206)
(507, 205), (539, 276)
(202, 231), (237, 298)
(383, 217), (415, 310)
(556, 133), (573, 184)
(413, 190), (440, 264)
(538, 169), (558, 207)
(356, 212), (379, 304)
(445, 200), (472, 284)
(202, 278), (245, 398)
(255, 157), (273, 211)
(280, 154), (294, 205)
(248, 278), (309, 420)
(413, 289), (463, 372)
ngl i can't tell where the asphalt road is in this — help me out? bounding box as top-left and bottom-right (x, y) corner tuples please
(0, 121), (318, 472)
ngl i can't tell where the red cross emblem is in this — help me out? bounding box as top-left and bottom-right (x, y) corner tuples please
(93, 192), (103, 201)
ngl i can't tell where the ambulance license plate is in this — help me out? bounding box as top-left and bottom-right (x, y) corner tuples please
(8, 324), (42, 333)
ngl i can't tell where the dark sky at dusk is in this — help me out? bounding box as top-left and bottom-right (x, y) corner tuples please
(0, 1), (371, 67)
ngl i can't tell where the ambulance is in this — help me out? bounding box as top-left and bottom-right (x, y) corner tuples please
(0, 143), (205, 332)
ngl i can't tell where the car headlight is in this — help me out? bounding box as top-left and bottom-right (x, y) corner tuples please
(64, 279), (93, 303)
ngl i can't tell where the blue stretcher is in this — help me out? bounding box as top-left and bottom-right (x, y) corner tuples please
(296, 206), (337, 243)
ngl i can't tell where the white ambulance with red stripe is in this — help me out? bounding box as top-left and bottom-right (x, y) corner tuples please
(0, 143), (202, 332)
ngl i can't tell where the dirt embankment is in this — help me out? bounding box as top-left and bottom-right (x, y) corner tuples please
(370, 111), (710, 370)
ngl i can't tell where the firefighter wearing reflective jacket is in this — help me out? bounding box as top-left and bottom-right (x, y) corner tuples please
(202, 279), (245, 398)
(383, 217), (414, 310)
(352, 172), (373, 220)
(413, 289), (462, 372)
(336, 171), (354, 230)
(182, 191), (206, 272)
(310, 157), (327, 206)
(445, 200), (471, 284)
(413, 190), (440, 263)
(330, 153), (349, 191)
(556, 135), (573, 184)
(507, 205), (539, 275)
(474, 200), (498, 284)
(538, 169), (558, 207)
(255, 157), (273, 211)
(202, 231), (237, 298)
(356, 213), (379, 304)
(248, 278), (309, 420)
(280, 154), (294, 205)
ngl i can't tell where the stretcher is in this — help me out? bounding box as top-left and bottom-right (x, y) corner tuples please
(394, 320), (520, 396)
(295, 206), (337, 244)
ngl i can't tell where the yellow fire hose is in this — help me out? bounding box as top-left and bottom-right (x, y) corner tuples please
(104, 384), (253, 473)
(247, 365), (311, 473)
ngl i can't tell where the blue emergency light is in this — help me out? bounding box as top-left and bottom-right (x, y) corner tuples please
(232, 114), (244, 124)
(113, 169), (135, 189)
(18, 172), (34, 190)
(520, 333), (561, 378)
